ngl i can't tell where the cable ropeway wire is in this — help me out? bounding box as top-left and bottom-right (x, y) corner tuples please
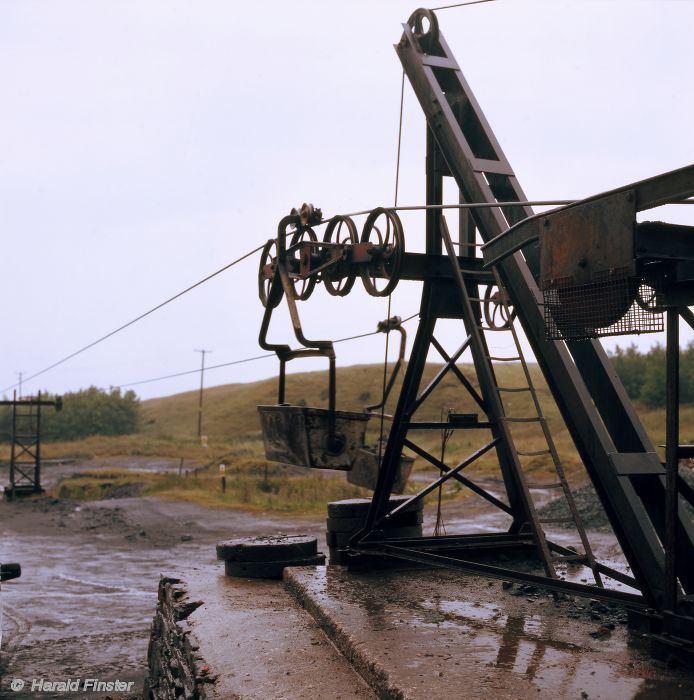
(430, 0), (497, 10)
(114, 313), (420, 390)
(1, 243), (265, 394)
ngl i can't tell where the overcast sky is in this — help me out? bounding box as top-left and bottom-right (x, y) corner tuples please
(1, 0), (692, 401)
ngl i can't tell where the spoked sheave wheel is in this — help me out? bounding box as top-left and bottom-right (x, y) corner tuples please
(288, 226), (318, 301)
(483, 284), (516, 330)
(636, 282), (666, 313)
(258, 239), (282, 308)
(322, 216), (358, 297)
(360, 208), (405, 297)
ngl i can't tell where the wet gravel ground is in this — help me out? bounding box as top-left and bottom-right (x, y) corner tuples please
(0, 459), (692, 698)
(0, 489), (321, 699)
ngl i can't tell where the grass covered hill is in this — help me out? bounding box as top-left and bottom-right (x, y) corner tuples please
(32, 361), (692, 514)
(140, 362), (556, 443)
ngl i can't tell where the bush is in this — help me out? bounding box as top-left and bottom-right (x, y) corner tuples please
(0, 387), (139, 442)
(609, 342), (694, 408)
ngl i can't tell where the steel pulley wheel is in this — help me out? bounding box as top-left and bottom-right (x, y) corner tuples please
(636, 282), (666, 313)
(258, 239), (282, 308)
(483, 284), (516, 330)
(407, 8), (439, 49)
(288, 226), (318, 301)
(322, 216), (358, 297)
(359, 208), (405, 297)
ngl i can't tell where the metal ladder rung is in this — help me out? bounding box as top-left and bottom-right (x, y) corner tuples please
(487, 355), (521, 362)
(527, 482), (563, 489)
(516, 448), (552, 457)
(496, 386), (532, 393)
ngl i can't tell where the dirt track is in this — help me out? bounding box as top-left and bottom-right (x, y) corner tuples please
(0, 459), (323, 698)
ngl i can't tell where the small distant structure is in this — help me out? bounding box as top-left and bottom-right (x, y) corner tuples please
(1, 391), (62, 499)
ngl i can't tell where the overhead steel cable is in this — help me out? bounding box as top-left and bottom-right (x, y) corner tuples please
(116, 353), (275, 389)
(320, 198), (694, 223)
(430, 0), (497, 10)
(114, 313), (420, 390)
(1, 243), (265, 394)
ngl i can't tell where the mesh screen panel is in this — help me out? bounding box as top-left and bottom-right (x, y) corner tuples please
(543, 272), (663, 341)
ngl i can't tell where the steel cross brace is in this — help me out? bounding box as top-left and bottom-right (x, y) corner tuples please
(357, 12), (694, 609)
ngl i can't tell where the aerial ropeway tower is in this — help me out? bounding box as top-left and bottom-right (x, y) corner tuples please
(256, 8), (694, 663)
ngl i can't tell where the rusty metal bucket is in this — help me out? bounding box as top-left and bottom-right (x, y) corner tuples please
(258, 405), (369, 470)
(347, 447), (414, 494)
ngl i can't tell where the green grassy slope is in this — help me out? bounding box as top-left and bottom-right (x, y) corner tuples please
(140, 362), (558, 440)
(138, 361), (690, 477)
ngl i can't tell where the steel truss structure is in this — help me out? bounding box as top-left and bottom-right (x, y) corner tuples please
(257, 9), (694, 662)
(2, 391), (61, 499)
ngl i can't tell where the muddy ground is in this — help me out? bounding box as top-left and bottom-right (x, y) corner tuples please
(0, 459), (323, 699)
(0, 459), (691, 699)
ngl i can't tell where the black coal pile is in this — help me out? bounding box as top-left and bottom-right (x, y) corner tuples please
(537, 483), (611, 530)
(538, 465), (694, 530)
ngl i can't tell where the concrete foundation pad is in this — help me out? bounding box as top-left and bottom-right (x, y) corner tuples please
(146, 567), (376, 699)
(284, 565), (694, 699)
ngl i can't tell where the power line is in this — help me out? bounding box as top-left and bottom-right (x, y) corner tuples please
(430, 0), (497, 10)
(115, 313), (420, 390)
(1, 243), (265, 394)
(116, 354), (275, 389)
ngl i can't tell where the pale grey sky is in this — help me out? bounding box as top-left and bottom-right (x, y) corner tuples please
(1, 0), (692, 400)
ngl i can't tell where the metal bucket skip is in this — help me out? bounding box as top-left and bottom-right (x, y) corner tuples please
(347, 447), (414, 494)
(258, 405), (370, 470)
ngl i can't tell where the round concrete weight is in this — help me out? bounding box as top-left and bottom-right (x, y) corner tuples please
(326, 509), (422, 533)
(327, 496), (422, 518)
(328, 525), (422, 548)
(224, 553), (326, 579)
(216, 535), (317, 562)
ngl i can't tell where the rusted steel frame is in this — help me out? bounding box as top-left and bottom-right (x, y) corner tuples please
(258, 218), (338, 433)
(664, 309), (680, 612)
(9, 391), (16, 490)
(400, 437), (511, 516)
(365, 321), (407, 414)
(357, 545), (646, 608)
(546, 541), (638, 588)
(353, 291), (439, 538)
(440, 214), (556, 577)
(408, 335), (472, 413)
(429, 335), (485, 410)
(364, 436), (504, 533)
(395, 18), (679, 605)
(366, 532), (533, 550)
(398, 252), (492, 280)
(481, 164), (694, 268)
(33, 394), (42, 492)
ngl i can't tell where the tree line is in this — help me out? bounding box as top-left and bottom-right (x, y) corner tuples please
(0, 387), (139, 442)
(609, 343), (694, 408)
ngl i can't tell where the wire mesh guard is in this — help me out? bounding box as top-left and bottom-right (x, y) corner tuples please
(543, 271), (664, 341)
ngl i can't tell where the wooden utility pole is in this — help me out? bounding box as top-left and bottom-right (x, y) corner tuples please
(194, 349), (211, 439)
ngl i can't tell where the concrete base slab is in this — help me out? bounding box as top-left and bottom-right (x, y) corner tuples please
(145, 567), (376, 699)
(284, 566), (694, 700)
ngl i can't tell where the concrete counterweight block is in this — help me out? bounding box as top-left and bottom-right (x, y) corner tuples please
(326, 497), (423, 565)
(216, 535), (324, 579)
